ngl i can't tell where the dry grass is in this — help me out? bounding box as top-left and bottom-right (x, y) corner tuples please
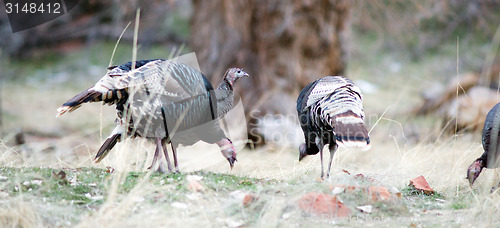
(1, 133), (500, 227)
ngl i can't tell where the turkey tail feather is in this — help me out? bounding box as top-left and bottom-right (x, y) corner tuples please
(94, 133), (121, 163)
(334, 114), (370, 149)
(316, 81), (370, 149)
(56, 89), (102, 117)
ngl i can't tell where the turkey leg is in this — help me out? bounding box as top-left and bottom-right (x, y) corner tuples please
(316, 139), (325, 179)
(148, 138), (173, 173)
(326, 143), (338, 179)
(169, 141), (180, 173)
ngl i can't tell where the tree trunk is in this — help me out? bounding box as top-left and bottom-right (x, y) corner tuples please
(191, 0), (351, 146)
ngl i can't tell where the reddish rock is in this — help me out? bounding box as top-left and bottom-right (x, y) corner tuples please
(187, 180), (205, 192)
(409, 176), (434, 195)
(298, 192), (351, 218)
(242, 194), (258, 206)
(367, 186), (392, 201)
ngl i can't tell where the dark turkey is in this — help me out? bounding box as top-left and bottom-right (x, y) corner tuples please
(467, 102), (500, 185)
(57, 59), (248, 172)
(297, 76), (370, 178)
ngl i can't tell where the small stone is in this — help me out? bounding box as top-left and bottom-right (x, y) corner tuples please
(225, 218), (243, 228)
(92, 195), (104, 200)
(187, 175), (203, 181)
(357, 205), (373, 213)
(331, 186), (345, 195)
(388, 186), (401, 199)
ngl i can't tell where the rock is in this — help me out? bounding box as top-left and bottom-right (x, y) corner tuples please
(388, 186), (402, 199)
(297, 192), (351, 218)
(242, 194), (258, 206)
(331, 186), (345, 195)
(187, 180), (205, 192)
(409, 176), (434, 195)
(367, 186), (392, 201)
(356, 205), (373, 213)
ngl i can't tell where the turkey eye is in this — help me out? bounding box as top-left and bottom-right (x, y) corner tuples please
(237, 70), (241, 73)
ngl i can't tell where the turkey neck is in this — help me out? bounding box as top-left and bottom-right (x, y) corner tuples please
(214, 78), (235, 117)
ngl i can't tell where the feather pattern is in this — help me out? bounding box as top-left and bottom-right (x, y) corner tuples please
(297, 76), (370, 178)
(57, 58), (248, 171)
(467, 102), (500, 185)
(481, 103), (500, 168)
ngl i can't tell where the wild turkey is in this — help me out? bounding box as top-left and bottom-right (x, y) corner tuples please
(467, 102), (500, 185)
(57, 58), (249, 172)
(297, 76), (370, 178)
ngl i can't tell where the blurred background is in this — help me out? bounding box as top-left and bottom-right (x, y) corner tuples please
(0, 0), (500, 180)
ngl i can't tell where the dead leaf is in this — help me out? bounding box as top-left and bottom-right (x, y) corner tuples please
(51, 170), (68, 184)
(409, 176), (434, 195)
(51, 170), (66, 180)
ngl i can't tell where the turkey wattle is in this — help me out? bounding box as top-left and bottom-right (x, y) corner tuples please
(57, 59), (248, 172)
(467, 102), (500, 185)
(297, 76), (370, 179)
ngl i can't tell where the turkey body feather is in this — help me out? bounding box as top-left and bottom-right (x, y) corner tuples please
(297, 76), (370, 178)
(467, 102), (500, 185)
(57, 58), (249, 172)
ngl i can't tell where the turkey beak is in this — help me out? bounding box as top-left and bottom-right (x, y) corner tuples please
(466, 160), (484, 186)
